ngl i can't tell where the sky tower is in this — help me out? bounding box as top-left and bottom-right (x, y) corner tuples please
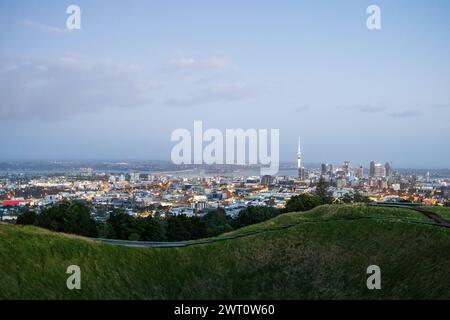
(297, 138), (305, 179)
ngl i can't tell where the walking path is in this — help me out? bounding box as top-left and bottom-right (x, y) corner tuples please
(91, 204), (450, 248)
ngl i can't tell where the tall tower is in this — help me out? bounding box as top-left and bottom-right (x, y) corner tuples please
(297, 137), (305, 179)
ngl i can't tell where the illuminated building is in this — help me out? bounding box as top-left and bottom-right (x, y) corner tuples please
(297, 138), (306, 180)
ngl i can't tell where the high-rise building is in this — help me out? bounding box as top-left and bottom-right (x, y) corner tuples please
(374, 163), (385, 178)
(370, 161), (385, 178)
(328, 164), (335, 175)
(261, 175), (274, 186)
(356, 165), (364, 179)
(385, 162), (392, 177)
(370, 161), (376, 177)
(321, 163), (328, 176)
(342, 161), (350, 176)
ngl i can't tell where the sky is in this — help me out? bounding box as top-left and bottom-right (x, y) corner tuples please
(0, 0), (450, 168)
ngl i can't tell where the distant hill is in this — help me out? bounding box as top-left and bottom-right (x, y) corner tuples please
(1, 204), (450, 299)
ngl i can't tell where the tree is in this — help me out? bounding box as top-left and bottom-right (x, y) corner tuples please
(202, 208), (233, 236)
(315, 177), (333, 204)
(106, 210), (137, 240)
(16, 210), (38, 225)
(187, 216), (209, 240)
(353, 192), (371, 204)
(37, 201), (98, 237)
(166, 215), (207, 241)
(235, 206), (280, 228)
(135, 216), (166, 241)
(341, 193), (353, 204)
(284, 194), (322, 213)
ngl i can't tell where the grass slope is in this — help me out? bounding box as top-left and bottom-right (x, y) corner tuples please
(425, 206), (450, 221)
(1, 204), (450, 299)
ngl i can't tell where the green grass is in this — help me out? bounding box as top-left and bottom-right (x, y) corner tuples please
(218, 204), (434, 237)
(424, 206), (450, 221)
(1, 204), (450, 299)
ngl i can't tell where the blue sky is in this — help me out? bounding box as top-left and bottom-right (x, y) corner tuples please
(0, 0), (450, 168)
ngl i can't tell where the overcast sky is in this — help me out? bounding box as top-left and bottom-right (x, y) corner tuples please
(0, 0), (449, 168)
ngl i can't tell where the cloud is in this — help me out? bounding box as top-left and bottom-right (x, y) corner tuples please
(0, 55), (158, 120)
(293, 106), (309, 113)
(337, 102), (388, 114)
(169, 57), (197, 67)
(22, 19), (70, 35)
(338, 103), (425, 119)
(0, 53), (255, 120)
(164, 83), (256, 108)
(353, 103), (387, 113)
(431, 104), (450, 109)
(168, 55), (230, 70)
(204, 57), (230, 68)
(388, 110), (421, 118)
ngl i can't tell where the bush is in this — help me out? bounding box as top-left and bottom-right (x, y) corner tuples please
(106, 210), (137, 240)
(135, 216), (166, 241)
(28, 202), (98, 237)
(284, 194), (322, 213)
(235, 206), (281, 228)
(166, 215), (207, 241)
(203, 208), (234, 236)
(16, 210), (38, 226)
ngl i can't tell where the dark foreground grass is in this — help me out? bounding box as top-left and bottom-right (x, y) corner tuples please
(1, 204), (450, 299)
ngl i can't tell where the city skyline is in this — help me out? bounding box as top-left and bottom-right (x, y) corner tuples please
(1, 0), (450, 168)
(0, 136), (443, 170)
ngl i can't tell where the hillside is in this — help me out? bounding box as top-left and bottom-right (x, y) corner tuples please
(1, 204), (450, 299)
(425, 206), (450, 220)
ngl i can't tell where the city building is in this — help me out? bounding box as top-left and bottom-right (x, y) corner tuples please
(370, 161), (386, 178)
(356, 165), (364, 179)
(321, 163), (327, 176)
(385, 162), (392, 177)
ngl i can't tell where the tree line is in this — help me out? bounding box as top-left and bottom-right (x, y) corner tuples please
(16, 203), (282, 241)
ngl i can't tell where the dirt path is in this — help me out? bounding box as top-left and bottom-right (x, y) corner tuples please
(414, 208), (450, 227)
(369, 203), (450, 228)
